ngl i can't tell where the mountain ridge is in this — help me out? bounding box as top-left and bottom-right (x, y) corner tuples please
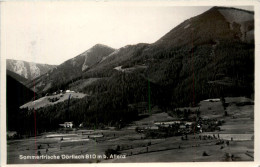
(6, 59), (57, 80)
(25, 6), (254, 96)
(25, 44), (115, 93)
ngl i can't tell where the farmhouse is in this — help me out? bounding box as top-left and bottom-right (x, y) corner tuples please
(150, 126), (159, 130)
(179, 125), (186, 129)
(7, 131), (17, 139)
(59, 122), (73, 128)
(185, 122), (193, 126)
(66, 90), (75, 93)
(154, 121), (181, 126)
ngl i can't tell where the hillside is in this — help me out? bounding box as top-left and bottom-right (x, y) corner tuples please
(80, 6), (254, 105)
(6, 59), (56, 80)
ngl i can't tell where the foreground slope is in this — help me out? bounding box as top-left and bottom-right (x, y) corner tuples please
(7, 72), (35, 131)
(6, 70), (28, 84)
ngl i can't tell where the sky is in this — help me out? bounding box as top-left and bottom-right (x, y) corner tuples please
(1, 2), (254, 65)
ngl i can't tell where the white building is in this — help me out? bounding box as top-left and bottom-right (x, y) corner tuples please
(66, 90), (75, 93)
(59, 122), (73, 128)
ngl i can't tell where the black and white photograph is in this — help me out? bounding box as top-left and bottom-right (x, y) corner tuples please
(0, 1), (259, 165)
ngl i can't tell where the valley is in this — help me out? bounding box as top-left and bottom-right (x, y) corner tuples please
(7, 97), (254, 163)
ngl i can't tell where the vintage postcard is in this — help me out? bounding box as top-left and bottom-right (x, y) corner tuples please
(0, 0), (259, 166)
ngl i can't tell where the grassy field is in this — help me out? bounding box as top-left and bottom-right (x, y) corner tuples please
(7, 97), (254, 163)
(20, 92), (86, 110)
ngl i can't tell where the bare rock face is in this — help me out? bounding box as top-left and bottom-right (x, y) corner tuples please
(6, 59), (56, 80)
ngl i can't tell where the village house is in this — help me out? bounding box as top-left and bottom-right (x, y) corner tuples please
(66, 90), (75, 93)
(7, 131), (17, 139)
(179, 125), (186, 129)
(59, 122), (73, 128)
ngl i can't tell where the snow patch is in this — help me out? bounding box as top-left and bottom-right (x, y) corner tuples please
(12, 60), (28, 79)
(81, 50), (92, 71)
(82, 60), (89, 71)
(218, 9), (254, 41)
(184, 24), (190, 29)
(203, 98), (220, 102)
(29, 63), (41, 79)
(71, 58), (77, 67)
(100, 49), (120, 63)
(61, 139), (90, 143)
(245, 29), (254, 42)
(114, 65), (147, 73)
(114, 66), (123, 71)
(219, 9), (253, 24)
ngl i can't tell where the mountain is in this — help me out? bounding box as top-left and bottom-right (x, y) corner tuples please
(81, 7), (254, 93)
(153, 7), (254, 49)
(86, 43), (150, 77)
(11, 7), (255, 134)
(72, 6), (254, 114)
(26, 44), (115, 93)
(6, 59), (56, 80)
(26, 7), (254, 95)
(81, 44), (116, 71)
(85, 7), (253, 70)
